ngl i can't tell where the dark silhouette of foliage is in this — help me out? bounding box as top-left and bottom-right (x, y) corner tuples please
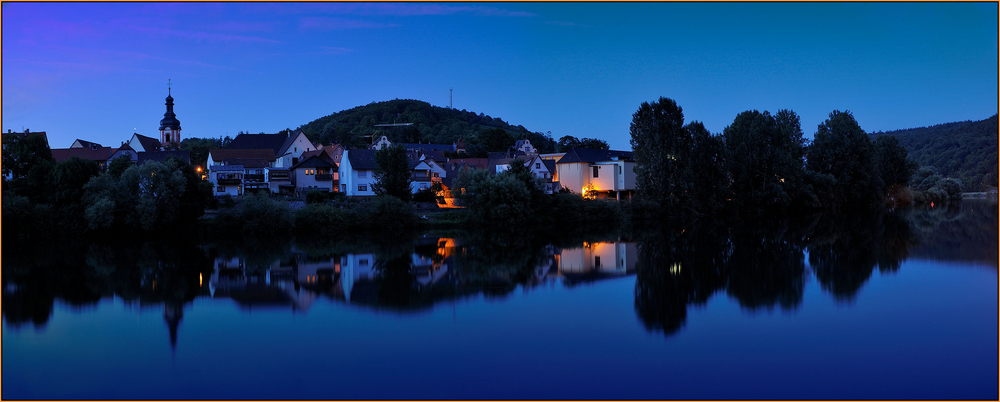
(372, 144), (412, 202)
(870, 114), (998, 191)
(630, 97), (693, 216)
(808, 110), (882, 210)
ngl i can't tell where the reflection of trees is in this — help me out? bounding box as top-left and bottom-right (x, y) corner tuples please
(2, 238), (213, 348)
(807, 209), (917, 302)
(634, 221), (731, 336)
(905, 200), (997, 265)
(726, 219), (807, 312)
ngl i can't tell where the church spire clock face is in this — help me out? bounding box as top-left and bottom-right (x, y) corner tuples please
(159, 79), (181, 146)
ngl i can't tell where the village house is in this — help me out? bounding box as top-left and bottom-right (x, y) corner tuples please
(289, 151), (338, 194)
(339, 149), (378, 197)
(555, 148), (636, 200)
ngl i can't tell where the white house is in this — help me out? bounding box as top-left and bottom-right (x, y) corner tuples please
(514, 139), (537, 155)
(555, 148), (636, 200)
(339, 149), (379, 196)
(274, 131), (318, 168)
(209, 165), (244, 197)
(410, 160), (435, 193)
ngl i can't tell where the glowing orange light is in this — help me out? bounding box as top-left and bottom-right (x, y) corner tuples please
(199, 273), (203, 286)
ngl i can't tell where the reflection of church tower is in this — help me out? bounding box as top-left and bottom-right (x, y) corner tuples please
(164, 303), (183, 351)
(159, 82), (182, 147)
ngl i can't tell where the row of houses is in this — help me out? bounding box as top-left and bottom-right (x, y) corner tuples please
(6, 88), (639, 200)
(207, 130), (640, 200)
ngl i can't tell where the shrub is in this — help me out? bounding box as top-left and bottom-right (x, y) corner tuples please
(357, 195), (416, 231)
(305, 190), (328, 204)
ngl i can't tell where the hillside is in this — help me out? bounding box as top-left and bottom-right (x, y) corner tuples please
(870, 114), (998, 192)
(295, 99), (556, 156)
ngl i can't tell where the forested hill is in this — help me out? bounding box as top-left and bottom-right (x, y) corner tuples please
(295, 99), (556, 155)
(870, 114), (998, 192)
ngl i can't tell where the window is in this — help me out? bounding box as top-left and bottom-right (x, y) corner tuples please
(217, 186), (226, 192)
(358, 171), (367, 178)
(359, 259), (369, 266)
(536, 163), (540, 169)
(595, 256), (601, 268)
(334, 172), (339, 180)
(292, 157), (299, 165)
(341, 184), (346, 192)
(593, 166), (599, 178)
(420, 183), (427, 189)
(433, 172), (439, 178)
(359, 185), (367, 192)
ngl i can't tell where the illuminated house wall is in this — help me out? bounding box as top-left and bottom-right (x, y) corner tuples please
(557, 242), (636, 275)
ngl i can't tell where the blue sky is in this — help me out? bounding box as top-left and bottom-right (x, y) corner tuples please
(3, 2), (997, 151)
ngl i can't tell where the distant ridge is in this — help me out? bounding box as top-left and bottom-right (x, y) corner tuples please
(871, 114), (998, 192)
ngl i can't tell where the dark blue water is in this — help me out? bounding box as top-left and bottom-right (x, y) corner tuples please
(3, 201), (997, 399)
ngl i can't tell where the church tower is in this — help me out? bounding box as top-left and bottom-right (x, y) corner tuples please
(159, 81), (181, 147)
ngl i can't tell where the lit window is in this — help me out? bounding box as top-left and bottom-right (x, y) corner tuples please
(334, 172), (339, 180)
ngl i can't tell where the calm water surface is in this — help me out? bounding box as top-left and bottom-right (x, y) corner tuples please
(3, 200), (997, 399)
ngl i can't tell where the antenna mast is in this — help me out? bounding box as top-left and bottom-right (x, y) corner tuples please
(449, 88), (453, 109)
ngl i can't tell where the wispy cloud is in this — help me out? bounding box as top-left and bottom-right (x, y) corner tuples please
(545, 21), (585, 27)
(248, 3), (537, 17)
(298, 16), (399, 31)
(127, 26), (281, 44)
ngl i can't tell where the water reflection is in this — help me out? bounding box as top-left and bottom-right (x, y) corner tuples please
(633, 202), (995, 337)
(3, 200), (996, 348)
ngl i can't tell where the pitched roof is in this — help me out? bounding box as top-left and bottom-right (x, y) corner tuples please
(542, 159), (556, 173)
(226, 133), (288, 154)
(290, 154), (336, 170)
(447, 158), (488, 170)
(132, 133), (162, 152)
(71, 139), (103, 149)
(556, 148), (633, 164)
(137, 150), (191, 165)
(209, 148), (276, 162)
(3, 131), (50, 148)
(346, 149), (378, 170)
(223, 158), (270, 168)
(51, 147), (113, 163)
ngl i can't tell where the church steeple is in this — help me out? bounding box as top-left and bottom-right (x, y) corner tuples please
(159, 79), (181, 147)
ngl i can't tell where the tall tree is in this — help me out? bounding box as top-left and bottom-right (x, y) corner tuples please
(629, 97), (692, 214)
(873, 135), (917, 192)
(557, 135), (581, 152)
(372, 144), (412, 202)
(687, 121), (729, 213)
(722, 109), (807, 211)
(807, 110), (881, 209)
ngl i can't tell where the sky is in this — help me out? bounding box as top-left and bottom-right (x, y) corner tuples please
(2, 2), (997, 151)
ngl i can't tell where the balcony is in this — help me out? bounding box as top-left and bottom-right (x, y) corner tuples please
(315, 173), (333, 181)
(269, 172), (290, 181)
(245, 174), (265, 182)
(412, 173), (432, 182)
(218, 178), (242, 185)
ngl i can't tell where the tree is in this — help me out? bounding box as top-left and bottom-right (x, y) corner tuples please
(687, 121), (729, 213)
(629, 97), (692, 214)
(579, 137), (610, 150)
(873, 135), (917, 191)
(807, 110), (882, 209)
(2, 133), (55, 202)
(479, 127), (515, 152)
(372, 144), (412, 201)
(557, 135), (581, 152)
(722, 109), (807, 211)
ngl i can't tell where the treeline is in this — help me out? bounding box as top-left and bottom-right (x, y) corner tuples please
(295, 99), (557, 155)
(2, 134), (213, 240)
(629, 97), (959, 219)
(870, 114), (997, 192)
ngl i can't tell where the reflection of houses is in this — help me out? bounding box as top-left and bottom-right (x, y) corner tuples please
(554, 241), (637, 284)
(208, 256), (317, 312)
